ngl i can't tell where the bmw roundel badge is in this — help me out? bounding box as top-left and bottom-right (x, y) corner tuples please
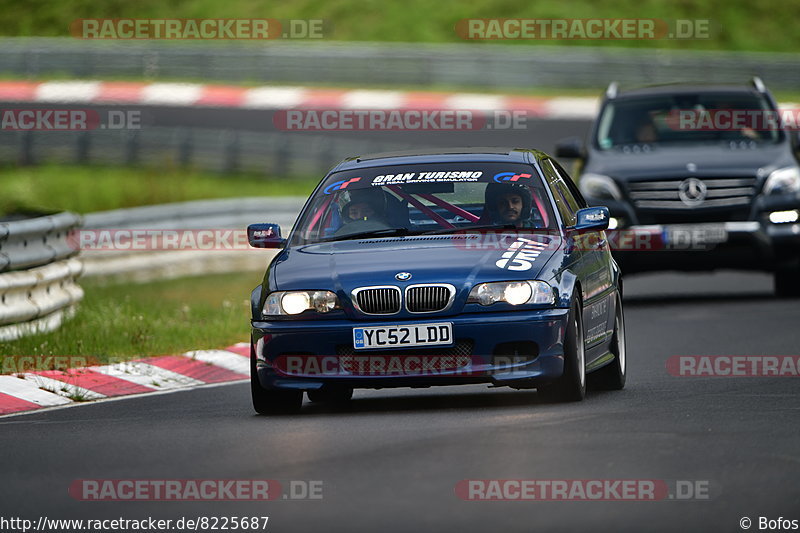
(395, 272), (412, 281)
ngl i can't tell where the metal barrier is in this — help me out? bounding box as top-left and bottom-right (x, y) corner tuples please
(0, 212), (83, 341)
(80, 197), (305, 281)
(0, 258), (83, 341)
(0, 212), (82, 272)
(0, 199), (305, 340)
(0, 127), (418, 178)
(1, 38), (800, 90)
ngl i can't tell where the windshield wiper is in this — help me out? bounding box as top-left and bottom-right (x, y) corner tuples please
(420, 224), (518, 236)
(320, 228), (415, 242)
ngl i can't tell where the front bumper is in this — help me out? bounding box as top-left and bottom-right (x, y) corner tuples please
(251, 308), (570, 391)
(607, 220), (800, 273)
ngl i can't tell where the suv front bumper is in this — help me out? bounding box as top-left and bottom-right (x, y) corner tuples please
(607, 220), (800, 273)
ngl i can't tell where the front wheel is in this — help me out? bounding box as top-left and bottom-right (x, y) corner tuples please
(589, 292), (626, 390)
(538, 298), (586, 402)
(251, 344), (302, 415)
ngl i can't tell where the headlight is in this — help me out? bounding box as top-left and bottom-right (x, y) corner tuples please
(467, 281), (554, 306)
(763, 167), (800, 195)
(263, 290), (340, 316)
(578, 173), (623, 201)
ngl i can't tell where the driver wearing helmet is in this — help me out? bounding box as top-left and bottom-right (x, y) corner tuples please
(334, 188), (391, 236)
(483, 182), (536, 228)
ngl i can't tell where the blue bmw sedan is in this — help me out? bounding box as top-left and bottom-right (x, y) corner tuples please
(248, 148), (625, 413)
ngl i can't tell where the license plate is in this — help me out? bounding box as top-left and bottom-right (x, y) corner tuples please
(353, 323), (453, 350)
(663, 224), (728, 248)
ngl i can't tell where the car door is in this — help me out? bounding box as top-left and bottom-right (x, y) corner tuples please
(544, 159), (614, 356)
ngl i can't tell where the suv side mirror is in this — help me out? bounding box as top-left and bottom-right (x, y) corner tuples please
(555, 137), (584, 159)
(247, 223), (286, 248)
(574, 207), (610, 231)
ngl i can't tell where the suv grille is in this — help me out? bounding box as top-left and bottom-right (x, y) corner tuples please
(627, 176), (757, 210)
(406, 284), (455, 313)
(353, 287), (401, 315)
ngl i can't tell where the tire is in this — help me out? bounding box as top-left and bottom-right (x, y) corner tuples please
(538, 298), (586, 402)
(774, 266), (800, 298)
(250, 344), (302, 415)
(589, 293), (626, 390)
(307, 386), (354, 404)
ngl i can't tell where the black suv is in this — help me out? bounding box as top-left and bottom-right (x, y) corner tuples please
(556, 78), (800, 297)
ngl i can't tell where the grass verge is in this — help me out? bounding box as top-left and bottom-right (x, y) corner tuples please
(0, 0), (798, 53)
(0, 271), (261, 370)
(0, 164), (317, 216)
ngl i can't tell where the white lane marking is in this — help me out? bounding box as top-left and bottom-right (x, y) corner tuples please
(184, 350), (249, 375)
(341, 90), (404, 109)
(444, 93), (506, 111)
(21, 374), (106, 401)
(35, 81), (101, 103)
(140, 83), (204, 106)
(544, 97), (599, 119)
(243, 86), (308, 108)
(0, 375), (73, 406)
(92, 361), (203, 390)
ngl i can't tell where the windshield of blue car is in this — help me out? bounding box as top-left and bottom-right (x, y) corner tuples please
(289, 163), (558, 245)
(596, 92), (783, 150)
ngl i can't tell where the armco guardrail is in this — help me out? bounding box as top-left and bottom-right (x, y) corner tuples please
(0, 212), (82, 272)
(0, 258), (83, 341)
(0, 211), (84, 341)
(0, 199), (305, 340)
(0, 127), (417, 179)
(80, 197), (305, 281)
(1, 38), (800, 90)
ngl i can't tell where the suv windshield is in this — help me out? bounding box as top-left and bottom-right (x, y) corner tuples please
(596, 92), (782, 150)
(290, 162), (557, 246)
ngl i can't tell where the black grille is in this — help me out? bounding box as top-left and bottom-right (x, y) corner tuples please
(354, 287), (401, 314)
(627, 176), (757, 210)
(406, 285), (453, 313)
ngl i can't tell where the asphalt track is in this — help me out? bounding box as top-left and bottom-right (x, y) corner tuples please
(1, 104), (798, 532)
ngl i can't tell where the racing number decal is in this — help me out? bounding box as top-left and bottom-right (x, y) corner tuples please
(496, 237), (548, 271)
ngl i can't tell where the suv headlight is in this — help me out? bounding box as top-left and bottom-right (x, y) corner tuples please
(764, 167), (800, 195)
(467, 281), (554, 306)
(263, 290), (340, 316)
(579, 173), (623, 201)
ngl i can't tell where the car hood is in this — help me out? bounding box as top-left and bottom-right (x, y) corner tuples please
(586, 142), (792, 181)
(271, 233), (562, 293)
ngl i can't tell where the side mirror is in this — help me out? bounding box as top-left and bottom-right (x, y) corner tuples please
(555, 136), (584, 159)
(574, 206), (610, 231)
(247, 223), (286, 248)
